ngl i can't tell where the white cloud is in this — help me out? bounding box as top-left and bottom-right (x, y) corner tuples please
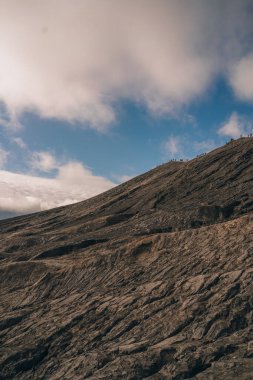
(0, 1), (252, 130)
(229, 53), (253, 102)
(0, 147), (9, 168)
(0, 162), (115, 217)
(31, 151), (59, 172)
(57, 161), (114, 191)
(218, 112), (252, 139)
(164, 136), (181, 157)
(13, 137), (27, 149)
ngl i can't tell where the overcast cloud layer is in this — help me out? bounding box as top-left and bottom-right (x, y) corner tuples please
(0, 0), (253, 129)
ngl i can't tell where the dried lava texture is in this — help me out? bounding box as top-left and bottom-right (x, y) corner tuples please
(0, 138), (253, 379)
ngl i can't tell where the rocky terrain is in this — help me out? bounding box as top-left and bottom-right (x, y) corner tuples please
(0, 137), (253, 379)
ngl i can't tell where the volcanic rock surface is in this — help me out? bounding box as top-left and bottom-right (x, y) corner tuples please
(1, 137), (253, 379)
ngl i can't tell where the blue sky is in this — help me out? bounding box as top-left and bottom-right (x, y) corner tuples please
(0, 0), (253, 217)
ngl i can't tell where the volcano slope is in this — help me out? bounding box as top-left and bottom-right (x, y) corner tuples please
(1, 138), (253, 380)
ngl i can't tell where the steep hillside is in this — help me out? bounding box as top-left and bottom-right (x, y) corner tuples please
(0, 137), (253, 379)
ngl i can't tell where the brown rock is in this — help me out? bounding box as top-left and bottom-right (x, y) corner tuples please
(0, 137), (253, 379)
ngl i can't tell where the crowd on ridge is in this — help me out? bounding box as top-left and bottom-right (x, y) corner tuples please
(167, 134), (253, 163)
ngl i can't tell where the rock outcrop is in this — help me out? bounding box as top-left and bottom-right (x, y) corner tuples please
(0, 137), (253, 379)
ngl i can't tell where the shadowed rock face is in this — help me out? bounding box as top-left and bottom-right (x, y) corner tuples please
(0, 137), (253, 379)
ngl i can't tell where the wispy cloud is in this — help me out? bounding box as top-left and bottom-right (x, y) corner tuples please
(13, 137), (27, 149)
(0, 1), (252, 130)
(31, 151), (59, 173)
(162, 136), (217, 161)
(163, 136), (182, 157)
(0, 147), (9, 168)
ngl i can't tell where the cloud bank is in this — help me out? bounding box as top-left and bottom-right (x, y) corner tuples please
(0, 0), (253, 130)
(0, 160), (115, 218)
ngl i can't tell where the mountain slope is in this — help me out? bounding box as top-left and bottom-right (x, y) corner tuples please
(0, 137), (253, 379)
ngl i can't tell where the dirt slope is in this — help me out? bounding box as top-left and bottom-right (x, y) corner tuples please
(0, 137), (253, 379)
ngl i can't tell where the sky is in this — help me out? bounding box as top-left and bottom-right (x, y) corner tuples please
(0, 0), (253, 218)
